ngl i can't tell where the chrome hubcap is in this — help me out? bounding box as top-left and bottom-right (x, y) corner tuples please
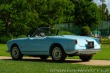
(12, 47), (19, 58)
(52, 47), (62, 60)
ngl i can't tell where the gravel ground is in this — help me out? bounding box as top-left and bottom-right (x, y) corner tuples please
(0, 56), (110, 66)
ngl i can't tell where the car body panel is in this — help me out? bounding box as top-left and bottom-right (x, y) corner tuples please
(7, 35), (101, 56)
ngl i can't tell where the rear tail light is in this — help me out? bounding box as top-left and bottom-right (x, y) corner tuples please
(75, 40), (78, 44)
(99, 38), (101, 44)
(97, 37), (101, 44)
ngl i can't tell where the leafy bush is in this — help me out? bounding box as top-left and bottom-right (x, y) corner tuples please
(101, 38), (110, 44)
(0, 36), (10, 44)
(59, 31), (73, 35)
(17, 35), (27, 38)
(80, 26), (91, 36)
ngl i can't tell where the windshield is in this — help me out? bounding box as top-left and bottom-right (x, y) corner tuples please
(31, 27), (58, 37)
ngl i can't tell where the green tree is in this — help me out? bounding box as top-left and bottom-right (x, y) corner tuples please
(109, 14), (110, 20)
(0, 0), (13, 36)
(10, 0), (39, 36)
(98, 3), (109, 21)
(71, 0), (101, 30)
(0, 0), (40, 36)
(0, 0), (75, 37)
(35, 0), (75, 27)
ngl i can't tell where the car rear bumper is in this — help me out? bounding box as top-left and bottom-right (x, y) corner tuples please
(66, 49), (101, 55)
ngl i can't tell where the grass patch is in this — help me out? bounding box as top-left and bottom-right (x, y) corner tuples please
(0, 44), (10, 56)
(0, 60), (110, 73)
(93, 44), (110, 60)
(0, 44), (110, 73)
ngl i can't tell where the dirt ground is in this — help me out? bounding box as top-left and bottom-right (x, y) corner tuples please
(0, 56), (110, 66)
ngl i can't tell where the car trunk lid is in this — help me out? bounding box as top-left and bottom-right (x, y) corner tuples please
(63, 35), (97, 47)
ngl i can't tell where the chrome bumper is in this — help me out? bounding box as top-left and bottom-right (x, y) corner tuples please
(66, 49), (101, 55)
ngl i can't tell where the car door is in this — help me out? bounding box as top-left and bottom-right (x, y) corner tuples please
(26, 37), (48, 52)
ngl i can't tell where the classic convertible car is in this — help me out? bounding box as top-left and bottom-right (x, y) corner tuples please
(7, 27), (101, 62)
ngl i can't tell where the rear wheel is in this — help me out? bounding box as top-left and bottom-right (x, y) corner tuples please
(11, 45), (23, 60)
(79, 55), (93, 62)
(51, 45), (67, 62)
(40, 56), (48, 60)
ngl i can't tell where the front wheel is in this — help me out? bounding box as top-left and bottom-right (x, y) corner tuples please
(11, 45), (23, 60)
(51, 46), (67, 62)
(79, 55), (93, 62)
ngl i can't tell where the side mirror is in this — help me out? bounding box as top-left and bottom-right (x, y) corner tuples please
(28, 35), (30, 39)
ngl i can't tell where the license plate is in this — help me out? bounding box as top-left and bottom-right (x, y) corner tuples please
(88, 41), (94, 49)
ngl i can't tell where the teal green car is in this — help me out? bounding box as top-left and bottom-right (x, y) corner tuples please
(7, 27), (101, 62)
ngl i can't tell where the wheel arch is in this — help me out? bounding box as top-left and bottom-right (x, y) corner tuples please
(10, 43), (19, 50)
(49, 43), (65, 55)
(10, 43), (23, 60)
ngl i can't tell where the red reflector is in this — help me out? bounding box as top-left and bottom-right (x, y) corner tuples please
(97, 37), (101, 44)
(75, 40), (78, 44)
(99, 38), (101, 44)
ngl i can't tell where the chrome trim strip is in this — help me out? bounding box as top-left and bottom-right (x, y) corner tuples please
(66, 49), (101, 54)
